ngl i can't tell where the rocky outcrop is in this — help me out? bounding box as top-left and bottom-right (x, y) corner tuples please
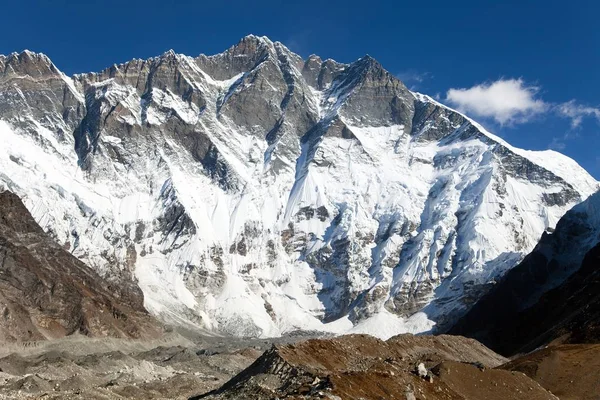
(0, 51), (84, 149)
(0, 190), (163, 341)
(192, 334), (555, 400)
(451, 241), (600, 356)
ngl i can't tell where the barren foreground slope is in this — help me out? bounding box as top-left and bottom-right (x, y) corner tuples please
(195, 334), (557, 400)
(501, 344), (600, 400)
(0, 332), (271, 399)
(1, 333), (599, 399)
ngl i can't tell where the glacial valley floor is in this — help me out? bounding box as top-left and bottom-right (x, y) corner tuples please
(0, 331), (598, 399)
(0, 330), (305, 400)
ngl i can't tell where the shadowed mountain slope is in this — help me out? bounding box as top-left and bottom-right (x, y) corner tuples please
(0, 190), (163, 341)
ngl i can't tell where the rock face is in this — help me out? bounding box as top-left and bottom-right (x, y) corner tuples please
(0, 36), (597, 337)
(193, 334), (556, 400)
(0, 190), (163, 341)
(450, 191), (600, 355)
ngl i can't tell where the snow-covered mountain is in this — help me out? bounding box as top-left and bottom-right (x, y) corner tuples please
(451, 190), (600, 355)
(0, 35), (597, 338)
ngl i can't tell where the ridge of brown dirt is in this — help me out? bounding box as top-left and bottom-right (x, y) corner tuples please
(501, 343), (600, 400)
(192, 334), (556, 400)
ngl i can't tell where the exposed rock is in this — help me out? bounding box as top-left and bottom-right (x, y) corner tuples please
(192, 334), (555, 400)
(0, 190), (163, 341)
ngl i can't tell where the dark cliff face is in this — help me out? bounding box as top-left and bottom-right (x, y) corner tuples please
(0, 51), (85, 141)
(0, 191), (163, 341)
(450, 191), (600, 356)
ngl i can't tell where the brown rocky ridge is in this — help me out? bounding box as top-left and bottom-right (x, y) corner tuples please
(500, 343), (600, 400)
(192, 334), (558, 400)
(0, 190), (163, 341)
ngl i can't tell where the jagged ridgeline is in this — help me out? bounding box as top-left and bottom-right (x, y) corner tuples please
(0, 36), (597, 337)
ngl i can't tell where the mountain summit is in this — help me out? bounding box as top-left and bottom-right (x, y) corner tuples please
(0, 36), (597, 337)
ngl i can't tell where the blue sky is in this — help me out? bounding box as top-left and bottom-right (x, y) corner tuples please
(2, 0), (599, 177)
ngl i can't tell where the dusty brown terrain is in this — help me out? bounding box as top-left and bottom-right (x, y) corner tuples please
(0, 329), (335, 399)
(3, 333), (600, 399)
(194, 334), (557, 400)
(0, 190), (163, 341)
(501, 344), (600, 400)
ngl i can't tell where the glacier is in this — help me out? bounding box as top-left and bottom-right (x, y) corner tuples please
(0, 37), (597, 338)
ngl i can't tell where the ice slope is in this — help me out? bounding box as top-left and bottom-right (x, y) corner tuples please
(0, 37), (597, 338)
(450, 189), (600, 354)
(413, 93), (598, 198)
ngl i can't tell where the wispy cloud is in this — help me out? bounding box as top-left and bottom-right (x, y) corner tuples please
(548, 136), (567, 151)
(396, 70), (432, 90)
(556, 100), (600, 128)
(548, 125), (583, 151)
(445, 78), (548, 125)
(282, 31), (313, 56)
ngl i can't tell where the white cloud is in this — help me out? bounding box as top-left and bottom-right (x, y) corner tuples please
(446, 78), (548, 125)
(556, 100), (600, 128)
(444, 77), (599, 152)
